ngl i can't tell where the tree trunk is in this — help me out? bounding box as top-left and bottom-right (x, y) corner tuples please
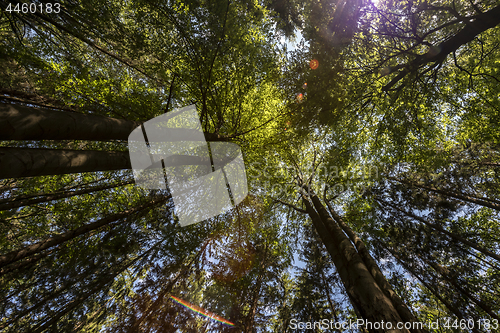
(0, 196), (169, 268)
(0, 147), (131, 179)
(382, 4), (500, 91)
(0, 147), (233, 179)
(31, 250), (148, 333)
(299, 194), (366, 323)
(299, 181), (410, 333)
(324, 200), (423, 331)
(0, 179), (134, 211)
(0, 248), (55, 276)
(0, 102), (141, 141)
(0, 102), (227, 142)
(0, 259), (102, 330)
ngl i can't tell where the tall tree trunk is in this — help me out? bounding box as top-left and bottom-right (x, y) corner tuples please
(377, 197), (500, 263)
(30, 250), (150, 333)
(0, 147), (131, 179)
(0, 179), (134, 211)
(324, 200), (423, 330)
(0, 248), (55, 276)
(0, 102), (141, 141)
(0, 259), (103, 330)
(0, 147), (229, 179)
(0, 102), (226, 141)
(299, 193), (366, 324)
(0, 195), (169, 268)
(298, 181), (411, 333)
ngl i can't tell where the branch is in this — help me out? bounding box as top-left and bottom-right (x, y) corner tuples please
(273, 198), (306, 213)
(382, 4), (500, 91)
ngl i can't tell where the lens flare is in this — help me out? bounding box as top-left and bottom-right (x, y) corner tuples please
(302, 82), (307, 89)
(309, 59), (319, 70)
(296, 93), (303, 103)
(170, 295), (235, 327)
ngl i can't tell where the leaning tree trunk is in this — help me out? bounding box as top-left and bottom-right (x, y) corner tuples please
(0, 147), (231, 179)
(298, 181), (412, 333)
(0, 102), (225, 141)
(30, 250), (149, 333)
(0, 147), (131, 179)
(382, 4), (500, 91)
(0, 102), (141, 141)
(324, 200), (423, 330)
(420, 255), (500, 321)
(377, 240), (481, 333)
(0, 103), (231, 180)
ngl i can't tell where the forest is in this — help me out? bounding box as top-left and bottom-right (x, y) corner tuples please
(0, 0), (499, 332)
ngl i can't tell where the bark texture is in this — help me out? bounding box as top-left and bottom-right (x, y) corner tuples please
(0, 102), (229, 142)
(0, 148), (131, 179)
(299, 181), (411, 333)
(0, 102), (141, 141)
(324, 200), (423, 331)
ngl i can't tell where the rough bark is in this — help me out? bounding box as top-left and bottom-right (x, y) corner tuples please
(0, 102), (229, 142)
(0, 196), (169, 268)
(0, 102), (141, 141)
(324, 200), (424, 331)
(300, 195), (364, 318)
(0, 147), (131, 179)
(299, 182), (409, 333)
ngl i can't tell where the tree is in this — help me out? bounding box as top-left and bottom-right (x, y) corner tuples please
(1, 0), (500, 331)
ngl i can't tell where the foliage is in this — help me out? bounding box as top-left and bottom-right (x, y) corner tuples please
(1, 0), (499, 331)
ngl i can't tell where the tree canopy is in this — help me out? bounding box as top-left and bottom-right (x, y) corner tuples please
(1, 0), (499, 332)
